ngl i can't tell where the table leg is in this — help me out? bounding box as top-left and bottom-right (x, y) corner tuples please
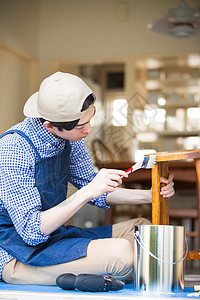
(194, 158), (200, 249)
(160, 162), (169, 225)
(152, 163), (161, 225)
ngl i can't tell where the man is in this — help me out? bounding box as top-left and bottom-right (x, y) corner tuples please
(0, 72), (174, 285)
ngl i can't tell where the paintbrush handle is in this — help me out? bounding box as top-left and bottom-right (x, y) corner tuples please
(120, 166), (133, 178)
(125, 162), (141, 174)
(120, 161), (142, 178)
(124, 166), (134, 175)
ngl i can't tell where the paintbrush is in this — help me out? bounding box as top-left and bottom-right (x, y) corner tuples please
(121, 154), (157, 178)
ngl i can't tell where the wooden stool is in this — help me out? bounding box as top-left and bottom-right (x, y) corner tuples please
(151, 149), (200, 260)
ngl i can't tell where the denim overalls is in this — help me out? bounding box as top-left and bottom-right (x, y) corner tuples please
(0, 130), (112, 266)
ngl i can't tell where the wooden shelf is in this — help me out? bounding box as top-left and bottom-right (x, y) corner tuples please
(157, 131), (200, 137)
(136, 131), (200, 138)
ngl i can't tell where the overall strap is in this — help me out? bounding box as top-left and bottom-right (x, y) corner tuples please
(0, 129), (41, 160)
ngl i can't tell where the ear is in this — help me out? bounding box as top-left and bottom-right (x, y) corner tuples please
(43, 121), (54, 133)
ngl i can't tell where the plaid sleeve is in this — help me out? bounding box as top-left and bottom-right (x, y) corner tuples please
(69, 139), (110, 209)
(0, 140), (49, 246)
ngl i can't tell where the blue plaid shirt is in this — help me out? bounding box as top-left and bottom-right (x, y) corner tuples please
(0, 117), (108, 278)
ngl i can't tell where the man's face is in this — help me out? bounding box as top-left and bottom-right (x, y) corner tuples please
(52, 105), (95, 142)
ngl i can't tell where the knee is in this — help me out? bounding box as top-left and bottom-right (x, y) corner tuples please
(136, 218), (151, 225)
(113, 239), (133, 263)
(106, 239), (134, 278)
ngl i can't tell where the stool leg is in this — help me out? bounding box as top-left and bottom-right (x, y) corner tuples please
(152, 162), (161, 225)
(160, 162), (169, 225)
(194, 158), (200, 250)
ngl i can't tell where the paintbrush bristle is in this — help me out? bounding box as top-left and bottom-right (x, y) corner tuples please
(142, 155), (157, 169)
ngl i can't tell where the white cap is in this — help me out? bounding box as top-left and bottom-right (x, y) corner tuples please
(23, 72), (94, 122)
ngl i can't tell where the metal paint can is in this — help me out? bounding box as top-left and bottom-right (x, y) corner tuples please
(133, 225), (186, 293)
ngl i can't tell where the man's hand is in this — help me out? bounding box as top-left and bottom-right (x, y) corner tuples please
(86, 168), (128, 199)
(160, 173), (175, 198)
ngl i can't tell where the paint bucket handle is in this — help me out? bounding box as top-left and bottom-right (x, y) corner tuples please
(134, 231), (188, 265)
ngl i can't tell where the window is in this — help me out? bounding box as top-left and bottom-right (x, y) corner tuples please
(166, 109), (185, 132)
(107, 72), (124, 89)
(112, 99), (127, 126)
(187, 107), (200, 131)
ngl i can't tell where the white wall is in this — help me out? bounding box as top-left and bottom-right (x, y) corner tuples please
(38, 0), (200, 76)
(0, 0), (40, 58)
(0, 0), (199, 77)
(0, 47), (31, 132)
(0, 0), (199, 131)
(0, 0), (40, 132)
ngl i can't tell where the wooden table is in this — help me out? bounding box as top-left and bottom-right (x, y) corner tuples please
(96, 155), (200, 259)
(151, 150), (200, 260)
(95, 160), (199, 229)
(151, 150), (200, 225)
(95, 160), (198, 189)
